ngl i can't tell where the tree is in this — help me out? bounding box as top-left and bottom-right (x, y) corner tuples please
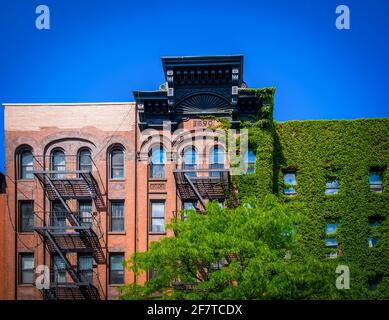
(119, 195), (361, 300)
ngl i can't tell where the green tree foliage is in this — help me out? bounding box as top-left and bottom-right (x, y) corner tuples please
(120, 196), (361, 300)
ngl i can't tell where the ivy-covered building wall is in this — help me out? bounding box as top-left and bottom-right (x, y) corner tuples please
(235, 88), (389, 298)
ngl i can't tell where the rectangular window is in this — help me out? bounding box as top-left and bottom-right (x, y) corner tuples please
(369, 171), (383, 192)
(78, 200), (92, 227)
(110, 201), (124, 232)
(51, 201), (66, 228)
(183, 201), (197, 211)
(283, 172), (297, 195)
(150, 164), (166, 179)
(109, 253), (124, 284)
(325, 222), (338, 258)
(325, 180), (339, 195)
(19, 201), (34, 232)
(368, 218), (382, 248)
(19, 253), (34, 284)
(150, 201), (165, 233)
(78, 254), (93, 283)
(111, 149), (124, 179)
(52, 255), (66, 284)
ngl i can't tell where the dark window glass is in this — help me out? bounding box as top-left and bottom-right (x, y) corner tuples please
(20, 150), (34, 179)
(150, 146), (166, 179)
(150, 201), (165, 233)
(51, 201), (66, 228)
(51, 150), (66, 179)
(110, 201), (124, 232)
(78, 200), (92, 227)
(78, 149), (92, 173)
(109, 253), (124, 284)
(20, 254), (34, 284)
(78, 255), (93, 283)
(19, 201), (34, 232)
(110, 148), (124, 179)
(52, 255), (66, 284)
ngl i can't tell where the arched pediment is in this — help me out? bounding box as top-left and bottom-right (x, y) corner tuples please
(175, 93), (231, 114)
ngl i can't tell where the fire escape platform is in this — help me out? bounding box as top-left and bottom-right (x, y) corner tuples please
(35, 227), (106, 264)
(43, 283), (100, 300)
(173, 169), (231, 202)
(33, 171), (105, 210)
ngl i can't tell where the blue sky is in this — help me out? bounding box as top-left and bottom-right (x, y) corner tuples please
(0, 0), (388, 172)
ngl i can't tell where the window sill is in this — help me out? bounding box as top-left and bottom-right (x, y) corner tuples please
(109, 179), (126, 182)
(17, 179), (34, 182)
(18, 284), (34, 287)
(108, 284), (124, 287)
(108, 232), (126, 235)
(149, 178), (167, 182)
(149, 232), (167, 236)
(18, 232), (34, 235)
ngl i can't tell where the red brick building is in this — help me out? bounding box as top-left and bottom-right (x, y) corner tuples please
(1, 55), (253, 299)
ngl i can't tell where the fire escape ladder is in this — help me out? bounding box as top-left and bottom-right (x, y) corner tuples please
(44, 175), (80, 227)
(183, 173), (206, 210)
(44, 230), (81, 284)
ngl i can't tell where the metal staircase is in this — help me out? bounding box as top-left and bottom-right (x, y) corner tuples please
(33, 155), (106, 300)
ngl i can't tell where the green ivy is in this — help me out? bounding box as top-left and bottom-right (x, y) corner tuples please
(233, 87), (389, 298)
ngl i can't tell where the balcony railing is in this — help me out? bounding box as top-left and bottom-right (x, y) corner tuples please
(33, 211), (104, 240)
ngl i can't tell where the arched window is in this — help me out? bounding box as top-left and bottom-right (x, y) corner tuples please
(244, 149), (256, 174)
(19, 148), (34, 179)
(150, 145), (166, 179)
(78, 148), (92, 173)
(182, 146), (197, 177)
(209, 145), (224, 177)
(110, 147), (124, 179)
(51, 149), (66, 179)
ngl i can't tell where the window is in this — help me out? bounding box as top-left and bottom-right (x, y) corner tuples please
(182, 201), (197, 220)
(150, 145), (166, 179)
(109, 253), (124, 284)
(19, 253), (34, 284)
(51, 149), (66, 179)
(19, 201), (34, 232)
(368, 275), (382, 291)
(368, 218), (382, 248)
(283, 171), (297, 195)
(148, 269), (158, 280)
(78, 148), (92, 173)
(78, 254), (93, 283)
(51, 201), (66, 228)
(110, 147), (124, 179)
(183, 201), (197, 211)
(78, 200), (92, 227)
(244, 149), (256, 174)
(369, 171), (383, 192)
(182, 147), (197, 177)
(325, 180), (339, 195)
(325, 222), (338, 258)
(150, 201), (165, 233)
(52, 255), (66, 284)
(19, 149), (34, 179)
(210, 145), (225, 177)
(110, 201), (124, 232)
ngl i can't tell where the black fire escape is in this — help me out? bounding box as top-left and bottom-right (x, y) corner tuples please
(173, 168), (231, 212)
(33, 155), (106, 300)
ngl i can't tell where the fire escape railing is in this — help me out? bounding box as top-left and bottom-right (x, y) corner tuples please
(173, 168), (231, 211)
(32, 155), (106, 300)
